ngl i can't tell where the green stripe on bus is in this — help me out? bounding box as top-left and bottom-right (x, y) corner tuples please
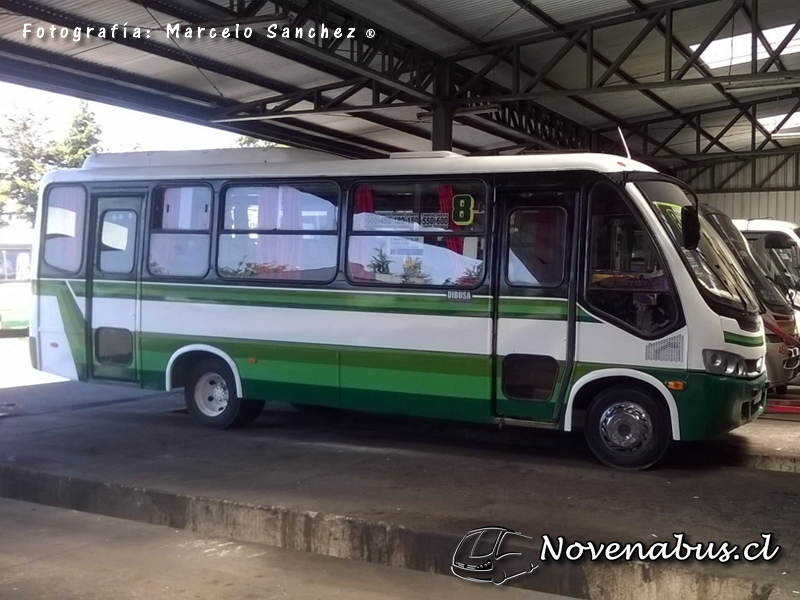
(723, 331), (764, 347)
(52, 281), (88, 379)
(498, 297), (600, 323)
(142, 333), (487, 378)
(47, 279), (493, 317)
(39, 278), (604, 322)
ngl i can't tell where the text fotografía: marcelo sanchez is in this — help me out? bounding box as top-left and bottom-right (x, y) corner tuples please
(22, 22), (364, 42)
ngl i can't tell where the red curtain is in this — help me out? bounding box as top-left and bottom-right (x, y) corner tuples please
(438, 185), (463, 254)
(355, 186), (374, 214)
(350, 186), (374, 280)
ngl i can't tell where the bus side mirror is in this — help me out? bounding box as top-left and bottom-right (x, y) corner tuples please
(764, 233), (788, 249)
(681, 206), (700, 250)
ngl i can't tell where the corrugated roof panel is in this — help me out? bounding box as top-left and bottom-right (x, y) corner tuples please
(646, 86), (730, 112)
(13, 0), (168, 30)
(529, 0), (632, 25)
(328, 0), (467, 53)
(410, 0), (547, 42)
(532, 97), (610, 128)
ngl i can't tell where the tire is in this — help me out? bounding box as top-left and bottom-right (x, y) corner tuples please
(184, 358), (264, 429)
(584, 384), (670, 470)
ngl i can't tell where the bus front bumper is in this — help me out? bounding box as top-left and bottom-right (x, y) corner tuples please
(675, 372), (767, 441)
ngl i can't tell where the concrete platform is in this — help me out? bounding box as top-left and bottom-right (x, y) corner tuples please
(0, 380), (798, 599)
(1, 339), (800, 599)
(0, 497), (568, 600)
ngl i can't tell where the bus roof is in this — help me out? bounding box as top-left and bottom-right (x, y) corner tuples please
(0, 226), (34, 248)
(41, 148), (657, 186)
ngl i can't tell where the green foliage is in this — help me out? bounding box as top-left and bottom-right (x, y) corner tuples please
(47, 101), (102, 168)
(0, 109), (49, 225)
(236, 135), (277, 148)
(0, 101), (102, 226)
(217, 259), (289, 278)
(401, 256), (431, 285)
(367, 247), (392, 274)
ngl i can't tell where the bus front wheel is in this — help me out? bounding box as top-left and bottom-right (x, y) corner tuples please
(184, 358), (264, 429)
(585, 385), (670, 470)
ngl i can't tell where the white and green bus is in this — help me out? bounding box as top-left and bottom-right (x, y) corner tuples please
(31, 148), (767, 469)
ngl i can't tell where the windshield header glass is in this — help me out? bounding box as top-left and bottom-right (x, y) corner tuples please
(634, 181), (759, 316)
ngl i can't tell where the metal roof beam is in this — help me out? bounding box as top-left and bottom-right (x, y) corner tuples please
(136, 0), (436, 102)
(672, 0), (744, 80)
(7, 0), (470, 152)
(0, 43), (390, 158)
(598, 91), (800, 130)
(129, 0), (559, 149)
(454, 70), (800, 102)
(507, 1), (727, 153)
(388, 0), (645, 150)
(451, 0), (729, 61)
(756, 153), (792, 188)
(624, 0), (785, 152)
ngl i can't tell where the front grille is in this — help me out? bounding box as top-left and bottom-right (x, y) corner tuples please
(745, 359), (761, 377)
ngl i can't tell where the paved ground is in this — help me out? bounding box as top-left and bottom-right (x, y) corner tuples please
(1, 338), (800, 598)
(0, 497), (568, 600)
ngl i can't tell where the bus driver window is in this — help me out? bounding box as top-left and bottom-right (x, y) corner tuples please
(586, 185), (678, 338)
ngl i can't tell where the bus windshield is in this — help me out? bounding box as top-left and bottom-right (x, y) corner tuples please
(634, 180), (759, 316)
(702, 210), (792, 315)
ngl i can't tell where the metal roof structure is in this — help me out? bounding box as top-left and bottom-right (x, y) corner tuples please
(2, 0), (800, 192)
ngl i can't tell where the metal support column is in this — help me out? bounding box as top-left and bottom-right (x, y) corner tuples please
(431, 63), (453, 151)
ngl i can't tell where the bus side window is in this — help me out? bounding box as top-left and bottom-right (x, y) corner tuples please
(216, 183), (339, 283)
(507, 208), (567, 288)
(347, 181), (486, 287)
(585, 186), (678, 338)
(148, 186), (212, 278)
(43, 186), (87, 274)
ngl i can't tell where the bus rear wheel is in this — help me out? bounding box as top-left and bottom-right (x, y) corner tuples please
(184, 358), (264, 429)
(585, 385), (670, 470)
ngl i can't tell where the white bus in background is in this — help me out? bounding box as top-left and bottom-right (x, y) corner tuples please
(31, 148), (768, 470)
(0, 227), (33, 332)
(703, 207), (799, 394)
(735, 219), (800, 321)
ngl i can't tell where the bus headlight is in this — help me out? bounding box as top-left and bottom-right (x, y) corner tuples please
(703, 350), (749, 378)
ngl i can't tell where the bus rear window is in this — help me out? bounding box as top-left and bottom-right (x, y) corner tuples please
(43, 186), (86, 274)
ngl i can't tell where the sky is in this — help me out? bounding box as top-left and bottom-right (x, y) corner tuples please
(0, 80), (245, 153)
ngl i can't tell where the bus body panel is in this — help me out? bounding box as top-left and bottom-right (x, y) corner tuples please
(30, 151), (768, 469)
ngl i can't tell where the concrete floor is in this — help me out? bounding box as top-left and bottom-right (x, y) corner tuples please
(0, 338), (799, 599)
(0, 497), (567, 600)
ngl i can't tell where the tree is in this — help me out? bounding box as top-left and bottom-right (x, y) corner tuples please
(236, 135), (277, 148)
(47, 101), (102, 168)
(0, 109), (49, 225)
(0, 101), (102, 226)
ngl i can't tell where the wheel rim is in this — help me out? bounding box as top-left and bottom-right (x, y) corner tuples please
(597, 401), (652, 455)
(194, 372), (229, 418)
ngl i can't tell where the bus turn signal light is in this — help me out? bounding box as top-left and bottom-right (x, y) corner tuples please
(666, 380), (685, 391)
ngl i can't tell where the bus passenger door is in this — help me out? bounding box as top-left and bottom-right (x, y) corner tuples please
(88, 196), (143, 382)
(494, 186), (577, 421)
